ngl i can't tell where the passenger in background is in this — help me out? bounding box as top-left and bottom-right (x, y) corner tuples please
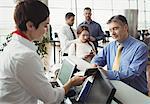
(68, 25), (96, 62)
(91, 15), (148, 95)
(78, 7), (105, 52)
(59, 12), (77, 56)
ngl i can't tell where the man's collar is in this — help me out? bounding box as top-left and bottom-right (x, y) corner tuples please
(116, 35), (131, 48)
(84, 20), (93, 24)
(65, 23), (70, 27)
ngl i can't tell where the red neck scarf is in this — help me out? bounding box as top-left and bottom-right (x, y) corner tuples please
(12, 30), (31, 41)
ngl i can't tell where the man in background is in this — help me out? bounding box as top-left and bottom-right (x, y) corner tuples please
(79, 7), (105, 52)
(59, 12), (77, 56)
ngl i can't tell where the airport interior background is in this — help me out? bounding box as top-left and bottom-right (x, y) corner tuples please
(0, 0), (150, 67)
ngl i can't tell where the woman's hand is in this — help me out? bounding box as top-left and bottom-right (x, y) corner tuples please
(90, 36), (96, 41)
(69, 75), (86, 86)
(63, 75), (86, 94)
(83, 52), (95, 62)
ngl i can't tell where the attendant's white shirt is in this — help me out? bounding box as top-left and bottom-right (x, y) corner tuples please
(68, 39), (95, 59)
(0, 34), (65, 104)
(58, 24), (76, 54)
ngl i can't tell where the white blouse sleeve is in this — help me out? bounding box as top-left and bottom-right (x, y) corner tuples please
(90, 41), (96, 52)
(68, 43), (76, 56)
(15, 52), (65, 104)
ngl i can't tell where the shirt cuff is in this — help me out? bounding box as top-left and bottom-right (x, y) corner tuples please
(91, 59), (97, 65)
(107, 70), (118, 80)
(54, 87), (65, 103)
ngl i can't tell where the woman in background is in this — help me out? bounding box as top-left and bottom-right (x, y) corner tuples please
(68, 25), (96, 62)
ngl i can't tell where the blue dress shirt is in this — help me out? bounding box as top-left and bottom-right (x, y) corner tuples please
(91, 35), (148, 94)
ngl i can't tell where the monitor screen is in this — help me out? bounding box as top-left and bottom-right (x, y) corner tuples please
(57, 58), (76, 85)
(76, 76), (94, 102)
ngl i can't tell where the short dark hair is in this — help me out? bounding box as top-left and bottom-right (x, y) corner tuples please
(65, 12), (75, 20)
(77, 25), (89, 35)
(14, 0), (50, 31)
(84, 7), (91, 11)
(107, 15), (128, 25)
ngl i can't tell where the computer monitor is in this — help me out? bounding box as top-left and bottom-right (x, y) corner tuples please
(57, 58), (77, 86)
(85, 68), (116, 104)
(75, 68), (116, 104)
(76, 75), (95, 103)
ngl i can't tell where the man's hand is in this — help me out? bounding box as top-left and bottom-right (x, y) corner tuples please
(91, 64), (107, 75)
(92, 64), (97, 67)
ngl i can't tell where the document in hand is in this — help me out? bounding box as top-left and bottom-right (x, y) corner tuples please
(74, 67), (98, 77)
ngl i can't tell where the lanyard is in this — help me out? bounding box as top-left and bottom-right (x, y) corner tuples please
(12, 30), (31, 41)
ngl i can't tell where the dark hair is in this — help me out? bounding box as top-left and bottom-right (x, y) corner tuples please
(107, 15), (128, 26)
(77, 25), (89, 35)
(14, 0), (50, 31)
(65, 12), (75, 20)
(84, 7), (91, 11)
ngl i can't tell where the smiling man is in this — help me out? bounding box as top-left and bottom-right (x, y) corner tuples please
(91, 15), (148, 95)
